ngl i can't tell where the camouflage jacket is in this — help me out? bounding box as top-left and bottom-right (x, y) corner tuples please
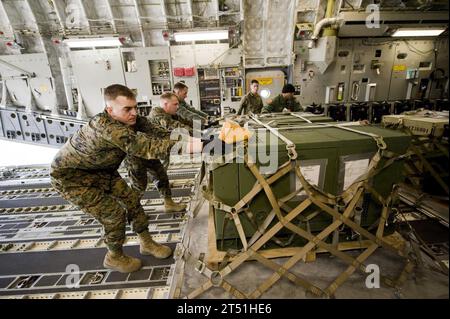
(149, 106), (195, 135)
(176, 99), (208, 124)
(51, 111), (176, 172)
(237, 92), (264, 115)
(134, 115), (171, 139)
(262, 94), (302, 113)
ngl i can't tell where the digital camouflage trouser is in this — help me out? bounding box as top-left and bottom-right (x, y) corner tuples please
(50, 168), (149, 252)
(125, 157), (171, 199)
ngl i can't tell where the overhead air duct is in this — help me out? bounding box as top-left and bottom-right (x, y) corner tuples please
(307, 0), (342, 73)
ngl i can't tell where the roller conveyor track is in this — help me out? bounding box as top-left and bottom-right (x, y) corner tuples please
(0, 187), (194, 209)
(0, 245), (176, 297)
(0, 197), (192, 216)
(0, 169), (199, 191)
(0, 163), (201, 299)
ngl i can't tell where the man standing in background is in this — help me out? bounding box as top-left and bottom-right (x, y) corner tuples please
(237, 80), (264, 115)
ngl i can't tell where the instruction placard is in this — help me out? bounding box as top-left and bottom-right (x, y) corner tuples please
(343, 158), (370, 190)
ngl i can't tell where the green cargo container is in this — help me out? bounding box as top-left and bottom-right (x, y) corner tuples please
(256, 113), (335, 126)
(208, 114), (411, 251)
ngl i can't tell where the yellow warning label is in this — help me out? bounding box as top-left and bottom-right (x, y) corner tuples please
(255, 77), (273, 85)
(393, 65), (406, 72)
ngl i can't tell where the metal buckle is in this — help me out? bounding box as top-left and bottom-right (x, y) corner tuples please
(210, 271), (223, 287)
(287, 145), (298, 160)
(376, 137), (387, 150)
(195, 260), (206, 274)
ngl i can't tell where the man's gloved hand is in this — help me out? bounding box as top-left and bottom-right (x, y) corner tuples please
(201, 127), (216, 146)
(204, 115), (223, 129)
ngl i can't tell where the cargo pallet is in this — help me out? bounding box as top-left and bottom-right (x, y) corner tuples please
(181, 114), (415, 299)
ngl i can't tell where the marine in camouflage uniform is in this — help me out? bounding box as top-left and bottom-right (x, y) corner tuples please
(50, 111), (176, 254)
(261, 94), (302, 113)
(177, 99), (208, 125)
(51, 85), (179, 273)
(150, 106), (195, 135)
(261, 83), (302, 113)
(173, 81), (208, 125)
(126, 92), (195, 213)
(122, 116), (174, 203)
(237, 92), (264, 115)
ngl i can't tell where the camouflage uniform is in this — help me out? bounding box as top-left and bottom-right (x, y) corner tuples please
(176, 99), (208, 125)
(261, 94), (302, 113)
(125, 116), (173, 199)
(237, 92), (264, 115)
(50, 111), (176, 252)
(126, 108), (196, 199)
(125, 157), (171, 199)
(149, 106), (195, 135)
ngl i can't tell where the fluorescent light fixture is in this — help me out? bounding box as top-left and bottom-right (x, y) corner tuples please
(64, 37), (123, 48)
(391, 28), (446, 37)
(174, 30), (229, 42)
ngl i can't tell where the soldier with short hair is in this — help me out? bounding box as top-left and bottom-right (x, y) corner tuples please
(149, 92), (198, 134)
(50, 84), (196, 273)
(237, 80), (264, 115)
(173, 82), (208, 124)
(126, 92), (203, 213)
(262, 84), (302, 113)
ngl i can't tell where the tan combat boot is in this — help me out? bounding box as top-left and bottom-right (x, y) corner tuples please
(164, 197), (187, 213)
(103, 249), (142, 273)
(138, 231), (172, 259)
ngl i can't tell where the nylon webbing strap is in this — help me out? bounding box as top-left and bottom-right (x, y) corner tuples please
(410, 144), (449, 195)
(290, 113), (313, 123)
(315, 122), (387, 150)
(249, 114), (298, 160)
(248, 187), (306, 246)
(230, 210), (248, 251)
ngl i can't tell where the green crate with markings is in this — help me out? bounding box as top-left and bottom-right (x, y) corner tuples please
(207, 113), (411, 251)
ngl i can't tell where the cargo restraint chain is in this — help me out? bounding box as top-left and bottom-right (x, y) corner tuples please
(177, 115), (416, 299)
